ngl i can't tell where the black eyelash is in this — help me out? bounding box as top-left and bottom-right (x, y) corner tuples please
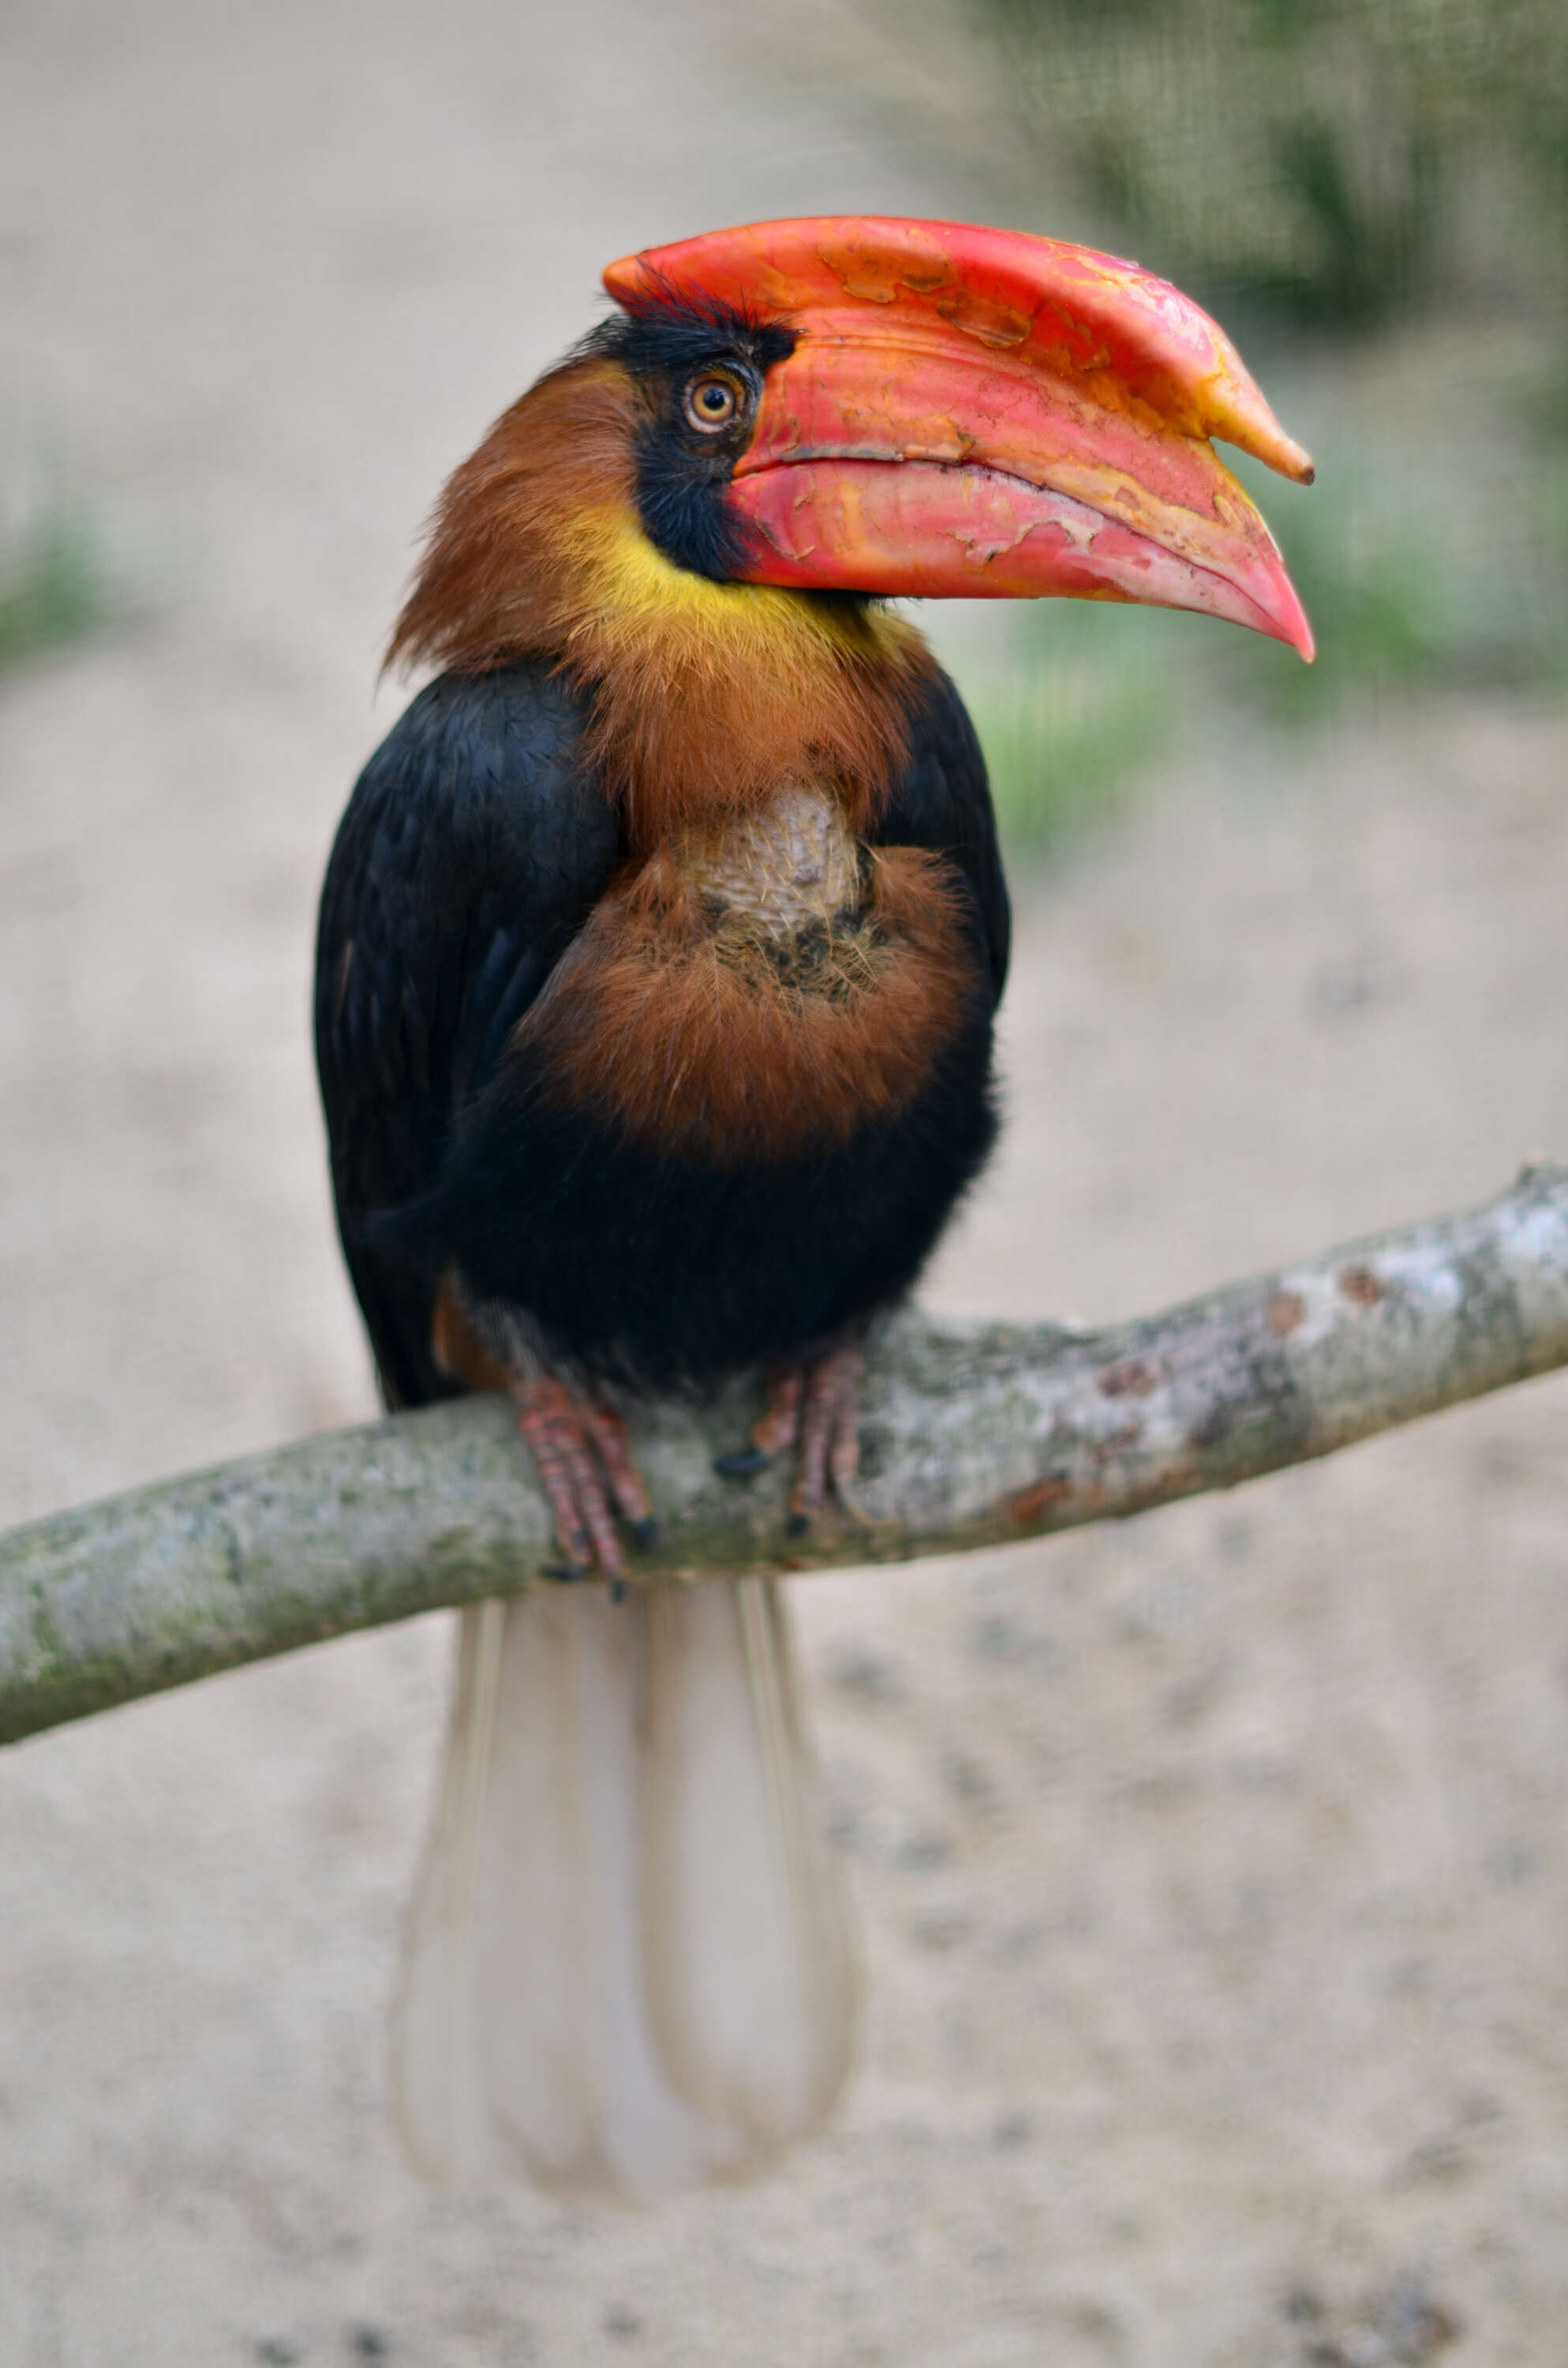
(582, 283), (795, 383)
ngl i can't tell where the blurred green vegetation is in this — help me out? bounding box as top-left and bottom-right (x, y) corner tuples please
(962, 0), (1568, 333)
(1231, 424), (1568, 709)
(964, 605), (1168, 852)
(0, 448), (112, 673)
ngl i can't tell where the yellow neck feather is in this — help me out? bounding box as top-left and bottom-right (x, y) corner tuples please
(557, 504), (920, 682)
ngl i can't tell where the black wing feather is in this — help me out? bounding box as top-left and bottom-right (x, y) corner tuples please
(314, 662), (620, 1407)
(877, 663), (1010, 1002)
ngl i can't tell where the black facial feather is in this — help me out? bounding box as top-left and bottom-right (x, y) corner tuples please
(584, 285), (795, 581)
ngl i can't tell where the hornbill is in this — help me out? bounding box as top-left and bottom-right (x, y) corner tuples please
(315, 216), (1312, 2198)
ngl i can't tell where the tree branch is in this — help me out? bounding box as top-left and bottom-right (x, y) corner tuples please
(4, 1164), (1567, 1748)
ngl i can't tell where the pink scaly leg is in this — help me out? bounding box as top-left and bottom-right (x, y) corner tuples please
(715, 1339), (866, 1532)
(787, 1343), (866, 1533)
(580, 1402), (658, 1549)
(511, 1375), (657, 1584)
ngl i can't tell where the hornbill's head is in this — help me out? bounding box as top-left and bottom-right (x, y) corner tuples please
(390, 217), (1312, 834)
(600, 215), (1314, 658)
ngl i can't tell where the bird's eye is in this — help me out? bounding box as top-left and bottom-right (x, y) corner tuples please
(684, 372), (743, 433)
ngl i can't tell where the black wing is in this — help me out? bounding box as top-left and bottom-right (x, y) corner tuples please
(314, 662), (622, 1407)
(875, 661), (1010, 1002)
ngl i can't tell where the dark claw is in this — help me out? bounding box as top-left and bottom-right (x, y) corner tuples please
(543, 1559), (592, 1583)
(628, 1516), (661, 1553)
(786, 1509), (812, 1539)
(714, 1445), (771, 1480)
(608, 1576), (628, 1605)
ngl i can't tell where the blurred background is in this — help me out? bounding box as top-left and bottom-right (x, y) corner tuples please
(3, 2), (1567, 2362)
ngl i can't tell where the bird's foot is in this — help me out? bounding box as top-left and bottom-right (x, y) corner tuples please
(511, 1375), (657, 1585)
(715, 1341), (866, 1534)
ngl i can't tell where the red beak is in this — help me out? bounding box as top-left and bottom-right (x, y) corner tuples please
(604, 216), (1315, 660)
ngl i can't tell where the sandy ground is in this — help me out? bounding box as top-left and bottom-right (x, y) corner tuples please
(6, 5), (1568, 2362)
